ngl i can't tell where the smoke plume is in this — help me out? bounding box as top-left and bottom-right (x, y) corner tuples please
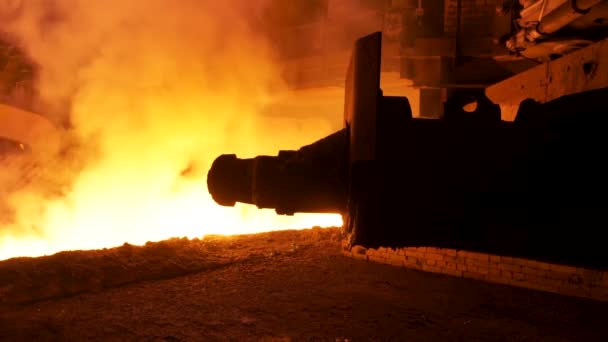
(0, 0), (342, 259)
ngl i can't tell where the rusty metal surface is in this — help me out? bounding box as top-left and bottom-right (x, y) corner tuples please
(486, 38), (608, 121)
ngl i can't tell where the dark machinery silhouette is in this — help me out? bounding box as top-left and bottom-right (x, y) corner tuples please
(208, 32), (608, 268)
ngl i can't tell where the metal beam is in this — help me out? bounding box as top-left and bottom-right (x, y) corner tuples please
(486, 38), (608, 120)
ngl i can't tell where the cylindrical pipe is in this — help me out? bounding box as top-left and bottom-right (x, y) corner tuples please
(538, 0), (548, 21)
(207, 129), (349, 215)
(536, 0), (603, 35)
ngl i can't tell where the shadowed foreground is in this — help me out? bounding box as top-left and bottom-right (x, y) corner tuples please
(1, 228), (607, 341)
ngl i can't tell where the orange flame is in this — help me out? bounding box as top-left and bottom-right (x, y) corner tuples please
(0, 0), (343, 260)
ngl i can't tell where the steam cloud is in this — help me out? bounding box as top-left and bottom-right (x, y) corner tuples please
(0, 0), (343, 259)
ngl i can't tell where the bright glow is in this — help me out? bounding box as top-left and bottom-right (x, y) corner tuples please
(0, 0), (343, 260)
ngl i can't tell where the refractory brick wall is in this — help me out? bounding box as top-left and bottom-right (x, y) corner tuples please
(342, 242), (608, 302)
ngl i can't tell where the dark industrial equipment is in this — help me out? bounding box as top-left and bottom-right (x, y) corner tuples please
(208, 32), (608, 268)
(265, 0), (608, 118)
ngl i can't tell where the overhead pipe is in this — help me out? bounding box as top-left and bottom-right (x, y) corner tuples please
(526, 0), (605, 40)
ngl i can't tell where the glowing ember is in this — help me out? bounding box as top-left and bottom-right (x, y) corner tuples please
(0, 0), (343, 260)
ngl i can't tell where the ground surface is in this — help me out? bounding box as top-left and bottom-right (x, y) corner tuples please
(1, 228), (607, 341)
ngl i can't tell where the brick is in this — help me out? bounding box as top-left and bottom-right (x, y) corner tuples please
(410, 256), (424, 264)
(422, 264), (443, 274)
(405, 256), (418, 264)
(489, 255), (501, 263)
(403, 256), (417, 264)
(380, 247), (393, 255)
(444, 249), (457, 257)
(445, 262), (458, 270)
(512, 272), (526, 281)
(443, 268), (463, 278)
(390, 252), (405, 260)
(388, 253), (405, 264)
(465, 259), (490, 268)
(488, 267), (502, 275)
(526, 260), (540, 270)
(425, 247), (440, 254)
(425, 253), (445, 261)
(373, 251), (387, 259)
(522, 266), (546, 278)
(576, 269), (604, 286)
(467, 252), (490, 262)
(521, 259), (536, 268)
(488, 268), (501, 277)
(405, 250), (424, 258)
(444, 255), (460, 262)
(378, 251), (391, 258)
(501, 256), (515, 264)
(434, 260), (447, 268)
(530, 260), (551, 270)
(546, 271), (577, 282)
(488, 264), (500, 272)
(511, 257), (531, 267)
(560, 279), (586, 290)
(498, 263), (522, 273)
(548, 264), (578, 274)
(342, 238), (608, 301)
(475, 266), (489, 275)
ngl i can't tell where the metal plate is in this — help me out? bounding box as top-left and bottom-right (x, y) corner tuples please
(343, 31), (382, 163)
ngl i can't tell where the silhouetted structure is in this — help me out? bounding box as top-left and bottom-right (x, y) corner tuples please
(209, 32), (608, 269)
